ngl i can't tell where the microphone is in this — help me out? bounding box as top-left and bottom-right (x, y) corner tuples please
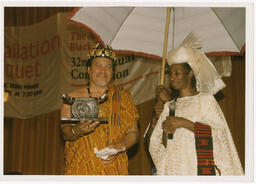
(168, 102), (176, 139)
(162, 102), (176, 147)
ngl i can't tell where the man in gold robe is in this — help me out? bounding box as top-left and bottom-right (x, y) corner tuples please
(60, 43), (139, 175)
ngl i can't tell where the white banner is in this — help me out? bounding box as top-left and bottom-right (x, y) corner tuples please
(4, 12), (229, 119)
(4, 13), (165, 119)
(4, 15), (61, 118)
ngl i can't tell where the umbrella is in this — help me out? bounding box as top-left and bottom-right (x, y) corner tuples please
(69, 7), (245, 83)
(69, 7), (245, 56)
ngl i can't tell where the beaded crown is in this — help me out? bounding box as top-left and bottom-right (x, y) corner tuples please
(87, 43), (117, 66)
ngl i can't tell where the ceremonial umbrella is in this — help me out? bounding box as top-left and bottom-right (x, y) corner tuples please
(69, 7), (245, 83)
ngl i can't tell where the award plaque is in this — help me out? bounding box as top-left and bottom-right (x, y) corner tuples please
(61, 94), (108, 123)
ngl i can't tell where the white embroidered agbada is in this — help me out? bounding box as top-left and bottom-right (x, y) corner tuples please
(149, 32), (244, 175)
(149, 92), (244, 175)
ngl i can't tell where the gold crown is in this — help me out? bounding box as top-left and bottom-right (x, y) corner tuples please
(87, 43), (117, 65)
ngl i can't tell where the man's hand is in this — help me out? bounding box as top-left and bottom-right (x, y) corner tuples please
(103, 154), (118, 164)
(74, 120), (100, 136)
(97, 122), (138, 164)
(107, 142), (126, 151)
(103, 142), (125, 164)
(95, 142), (125, 164)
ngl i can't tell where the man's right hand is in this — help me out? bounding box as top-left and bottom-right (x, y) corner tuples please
(74, 120), (100, 136)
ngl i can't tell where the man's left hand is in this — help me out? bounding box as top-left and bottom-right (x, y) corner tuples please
(103, 154), (118, 164)
(107, 142), (126, 152)
(95, 142), (125, 164)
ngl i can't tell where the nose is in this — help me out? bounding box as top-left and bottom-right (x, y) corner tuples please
(98, 65), (107, 73)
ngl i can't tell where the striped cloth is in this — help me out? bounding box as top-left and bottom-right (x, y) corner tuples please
(194, 122), (221, 175)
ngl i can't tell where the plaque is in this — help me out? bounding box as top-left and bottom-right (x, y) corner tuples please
(61, 94), (108, 123)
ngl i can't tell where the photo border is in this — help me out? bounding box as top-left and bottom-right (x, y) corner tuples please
(0, 0), (254, 183)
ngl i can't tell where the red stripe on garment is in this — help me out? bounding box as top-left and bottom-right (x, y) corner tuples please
(197, 155), (214, 159)
(194, 130), (211, 134)
(198, 162), (215, 166)
(198, 158), (214, 162)
(195, 134), (212, 137)
(194, 126), (211, 129)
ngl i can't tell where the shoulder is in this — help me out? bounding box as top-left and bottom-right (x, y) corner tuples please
(198, 92), (215, 101)
(110, 84), (130, 96)
(68, 87), (88, 98)
(197, 92), (219, 108)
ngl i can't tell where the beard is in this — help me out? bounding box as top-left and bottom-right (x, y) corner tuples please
(93, 74), (111, 87)
(95, 80), (109, 87)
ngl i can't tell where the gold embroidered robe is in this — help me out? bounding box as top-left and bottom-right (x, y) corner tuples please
(149, 93), (244, 175)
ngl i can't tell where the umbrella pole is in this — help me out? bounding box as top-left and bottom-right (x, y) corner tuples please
(160, 7), (171, 85)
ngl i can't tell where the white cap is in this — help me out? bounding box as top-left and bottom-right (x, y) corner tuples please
(167, 32), (225, 95)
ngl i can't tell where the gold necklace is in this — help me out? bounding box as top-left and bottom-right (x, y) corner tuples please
(87, 86), (108, 104)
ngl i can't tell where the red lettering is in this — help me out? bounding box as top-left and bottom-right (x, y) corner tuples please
(25, 64), (33, 78)
(34, 61), (41, 77)
(36, 41), (40, 57)
(5, 61), (41, 79)
(15, 64), (24, 79)
(6, 64), (14, 78)
(71, 32), (76, 41)
(21, 46), (28, 59)
(41, 41), (50, 55)
(81, 32), (87, 40)
(70, 32), (88, 41)
(29, 42), (36, 58)
(4, 34), (60, 60)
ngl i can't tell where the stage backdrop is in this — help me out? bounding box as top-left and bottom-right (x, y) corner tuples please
(4, 12), (231, 119)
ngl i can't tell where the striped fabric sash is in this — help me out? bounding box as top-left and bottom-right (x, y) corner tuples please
(194, 122), (221, 176)
(110, 86), (121, 126)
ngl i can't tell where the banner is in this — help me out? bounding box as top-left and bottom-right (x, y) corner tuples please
(4, 15), (61, 118)
(4, 13), (165, 119)
(4, 12), (229, 119)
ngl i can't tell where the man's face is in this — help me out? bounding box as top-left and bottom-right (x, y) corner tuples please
(89, 57), (113, 87)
